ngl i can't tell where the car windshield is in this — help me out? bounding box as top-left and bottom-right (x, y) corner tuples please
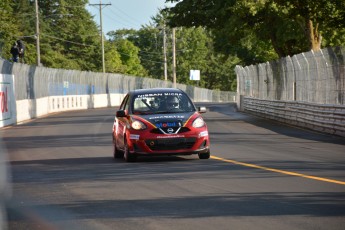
(132, 92), (195, 115)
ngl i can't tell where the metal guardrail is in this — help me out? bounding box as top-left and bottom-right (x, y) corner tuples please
(242, 96), (345, 137)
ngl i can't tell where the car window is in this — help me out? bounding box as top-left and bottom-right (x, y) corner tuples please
(132, 92), (195, 114)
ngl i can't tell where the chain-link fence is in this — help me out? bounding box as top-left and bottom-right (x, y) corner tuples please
(0, 59), (236, 102)
(235, 47), (345, 105)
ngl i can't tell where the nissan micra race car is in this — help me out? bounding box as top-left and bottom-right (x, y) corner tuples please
(112, 88), (210, 162)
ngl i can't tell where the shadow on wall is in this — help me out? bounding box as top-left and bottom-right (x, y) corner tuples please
(87, 95), (94, 109)
(25, 64), (38, 121)
(28, 99), (37, 120)
(0, 59), (12, 74)
(330, 47), (345, 105)
(27, 64), (37, 100)
(185, 85), (195, 101)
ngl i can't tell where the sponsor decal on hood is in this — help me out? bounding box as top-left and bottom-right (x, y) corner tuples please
(155, 121), (182, 128)
(138, 112), (195, 127)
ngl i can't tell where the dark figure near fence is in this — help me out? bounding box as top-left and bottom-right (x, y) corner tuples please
(17, 39), (25, 63)
(10, 42), (19, 63)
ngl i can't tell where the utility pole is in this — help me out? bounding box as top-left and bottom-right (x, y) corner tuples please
(172, 28), (176, 88)
(90, 0), (111, 73)
(35, 0), (41, 66)
(163, 24), (168, 81)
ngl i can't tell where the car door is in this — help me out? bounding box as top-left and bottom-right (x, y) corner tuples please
(116, 94), (130, 150)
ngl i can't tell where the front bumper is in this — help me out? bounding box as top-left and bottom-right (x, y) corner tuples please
(128, 133), (210, 156)
(133, 146), (210, 156)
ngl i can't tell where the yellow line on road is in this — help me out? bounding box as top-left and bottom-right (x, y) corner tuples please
(211, 156), (345, 186)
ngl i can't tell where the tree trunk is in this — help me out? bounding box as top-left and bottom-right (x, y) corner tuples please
(269, 32), (286, 58)
(306, 19), (322, 51)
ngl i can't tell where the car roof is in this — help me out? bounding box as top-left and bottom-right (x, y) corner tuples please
(129, 88), (185, 96)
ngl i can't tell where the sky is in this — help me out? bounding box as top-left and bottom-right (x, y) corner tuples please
(86, 0), (174, 35)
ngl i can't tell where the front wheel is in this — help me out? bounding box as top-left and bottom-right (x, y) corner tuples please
(113, 138), (124, 159)
(198, 150), (210, 159)
(123, 140), (137, 162)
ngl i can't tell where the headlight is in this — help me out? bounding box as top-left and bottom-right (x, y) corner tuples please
(192, 117), (205, 128)
(131, 120), (147, 130)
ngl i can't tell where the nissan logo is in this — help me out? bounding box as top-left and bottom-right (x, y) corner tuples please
(167, 128), (174, 133)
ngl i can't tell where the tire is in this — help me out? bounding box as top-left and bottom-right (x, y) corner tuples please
(123, 140), (137, 162)
(113, 138), (124, 159)
(198, 150), (210, 159)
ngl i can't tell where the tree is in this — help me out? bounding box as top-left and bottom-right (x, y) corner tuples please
(134, 26), (167, 80)
(274, 0), (345, 50)
(108, 12), (173, 81)
(104, 41), (126, 73)
(38, 0), (101, 70)
(115, 39), (148, 76)
(107, 10), (239, 90)
(106, 30), (149, 75)
(173, 27), (239, 90)
(0, 0), (19, 60)
(164, 0), (279, 63)
(165, 0), (345, 61)
(1, 0), (103, 70)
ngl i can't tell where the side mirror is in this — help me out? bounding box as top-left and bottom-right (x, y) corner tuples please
(198, 106), (207, 113)
(116, 110), (127, 117)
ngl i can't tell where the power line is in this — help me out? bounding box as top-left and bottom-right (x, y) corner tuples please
(41, 34), (165, 64)
(41, 34), (96, 47)
(111, 5), (143, 25)
(105, 8), (139, 29)
(62, 5), (85, 8)
(118, 51), (164, 64)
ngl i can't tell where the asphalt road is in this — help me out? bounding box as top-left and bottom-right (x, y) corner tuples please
(1, 103), (345, 230)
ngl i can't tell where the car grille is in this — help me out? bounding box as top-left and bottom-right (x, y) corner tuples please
(145, 137), (197, 151)
(150, 127), (190, 134)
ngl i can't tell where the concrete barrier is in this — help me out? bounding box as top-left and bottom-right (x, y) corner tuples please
(0, 74), (16, 127)
(1, 92), (125, 127)
(241, 96), (345, 137)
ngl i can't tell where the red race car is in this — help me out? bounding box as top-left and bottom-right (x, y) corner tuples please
(112, 88), (210, 162)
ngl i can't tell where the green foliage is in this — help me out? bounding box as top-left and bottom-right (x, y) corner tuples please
(38, 0), (102, 70)
(165, 0), (345, 60)
(104, 42), (126, 73)
(114, 39), (148, 76)
(107, 14), (238, 91)
(173, 27), (239, 90)
(3, 0), (342, 92)
(133, 26), (166, 80)
(0, 0), (102, 70)
(0, 0), (19, 59)
(107, 29), (152, 77)
(272, 0), (345, 50)
(165, 0), (279, 63)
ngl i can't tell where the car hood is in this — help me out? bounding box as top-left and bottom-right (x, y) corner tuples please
(136, 112), (196, 127)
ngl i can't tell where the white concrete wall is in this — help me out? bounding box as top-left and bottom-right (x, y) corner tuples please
(2, 93), (125, 127)
(0, 74), (16, 127)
